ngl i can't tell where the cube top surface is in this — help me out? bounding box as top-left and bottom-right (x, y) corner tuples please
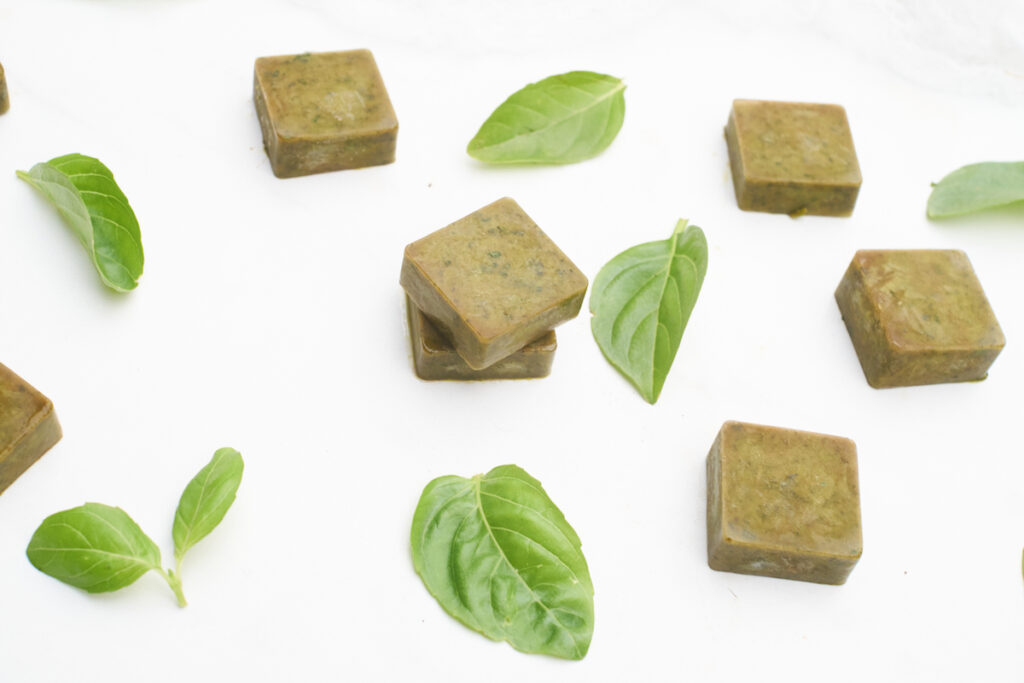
(0, 363), (53, 450)
(852, 249), (1004, 352)
(402, 198), (588, 341)
(717, 421), (862, 560)
(731, 99), (861, 186)
(254, 49), (397, 141)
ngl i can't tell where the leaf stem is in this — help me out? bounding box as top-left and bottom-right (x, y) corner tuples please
(158, 567), (188, 607)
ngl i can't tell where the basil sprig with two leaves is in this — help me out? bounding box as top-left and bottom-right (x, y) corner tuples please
(17, 153), (144, 292)
(467, 71), (625, 164)
(927, 161), (1024, 219)
(411, 464), (594, 660)
(590, 220), (708, 404)
(26, 448), (243, 607)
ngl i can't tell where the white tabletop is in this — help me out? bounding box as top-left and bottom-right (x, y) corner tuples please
(0, 1), (1021, 681)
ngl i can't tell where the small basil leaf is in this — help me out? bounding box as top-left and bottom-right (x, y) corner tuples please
(467, 71), (625, 164)
(17, 153), (144, 291)
(26, 502), (161, 593)
(590, 219), (708, 404)
(173, 448), (243, 563)
(411, 464), (594, 660)
(927, 161), (1024, 218)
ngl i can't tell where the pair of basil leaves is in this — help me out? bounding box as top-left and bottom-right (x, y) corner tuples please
(27, 448), (243, 606)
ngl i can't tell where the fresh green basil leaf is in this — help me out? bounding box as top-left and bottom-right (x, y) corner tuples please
(411, 464), (594, 660)
(26, 502), (160, 593)
(17, 153), (144, 292)
(467, 71), (625, 164)
(173, 448), (243, 563)
(927, 161), (1024, 218)
(590, 219), (708, 404)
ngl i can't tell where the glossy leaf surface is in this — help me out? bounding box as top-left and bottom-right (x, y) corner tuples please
(26, 503), (160, 593)
(411, 465), (594, 660)
(590, 220), (708, 403)
(927, 161), (1024, 218)
(17, 153), (144, 291)
(467, 71), (625, 164)
(173, 448), (244, 562)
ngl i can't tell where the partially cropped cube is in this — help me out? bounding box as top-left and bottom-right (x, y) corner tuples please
(407, 297), (556, 380)
(253, 49), (398, 178)
(400, 198), (588, 370)
(706, 421), (862, 585)
(0, 62), (9, 115)
(835, 250), (1005, 388)
(0, 363), (62, 494)
(725, 99), (861, 216)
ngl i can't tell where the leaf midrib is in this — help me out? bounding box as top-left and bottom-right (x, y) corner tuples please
(474, 79), (624, 154)
(473, 476), (583, 658)
(176, 454), (230, 557)
(479, 491), (583, 582)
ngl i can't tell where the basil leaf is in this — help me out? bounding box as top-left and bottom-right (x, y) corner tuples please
(467, 71), (625, 164)
(173, 448), (244, 563)
(411, 464), (594, 660)
(590, 219), (708, 404)
(927, 161), (1024, 218)
(26, 502), (161, 593)
(17, 153), (144, 292)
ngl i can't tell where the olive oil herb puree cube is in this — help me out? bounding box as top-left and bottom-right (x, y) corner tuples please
(407, 296), (556, 380)
(725, 99), (862, 216)
(253, 49), (398, 178)
(0, 363), (62, 495)
(0, 62), (9, 114)
(706, 421), (862, 585)
(400, 198), (588, 370)
(835, 249), (1005, 388)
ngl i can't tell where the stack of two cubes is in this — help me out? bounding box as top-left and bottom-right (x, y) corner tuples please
(400, 198), (589, 381)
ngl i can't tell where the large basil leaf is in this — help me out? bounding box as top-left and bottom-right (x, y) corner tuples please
(927, 161), (1024, 218)
(17, 153), (144, 291)
(467, 71), (625, 164)
(590, 220), (708, 404)
(173, 448), (244, 563)
(26, 502), (161, 593)
(411, 464), (594, 660)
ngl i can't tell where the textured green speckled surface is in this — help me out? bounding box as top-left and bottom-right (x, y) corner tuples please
(0, 363), (61, 495)
(0, 62), (8, 115)
(707, 421), (862, 585)
(253, 49), (397, 178)
(835, 249), (1005, 388)
(400, 198), (587, 370)
(725, 99), (861, 216)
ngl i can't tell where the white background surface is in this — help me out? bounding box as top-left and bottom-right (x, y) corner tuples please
(1, 1), (1022, 680)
